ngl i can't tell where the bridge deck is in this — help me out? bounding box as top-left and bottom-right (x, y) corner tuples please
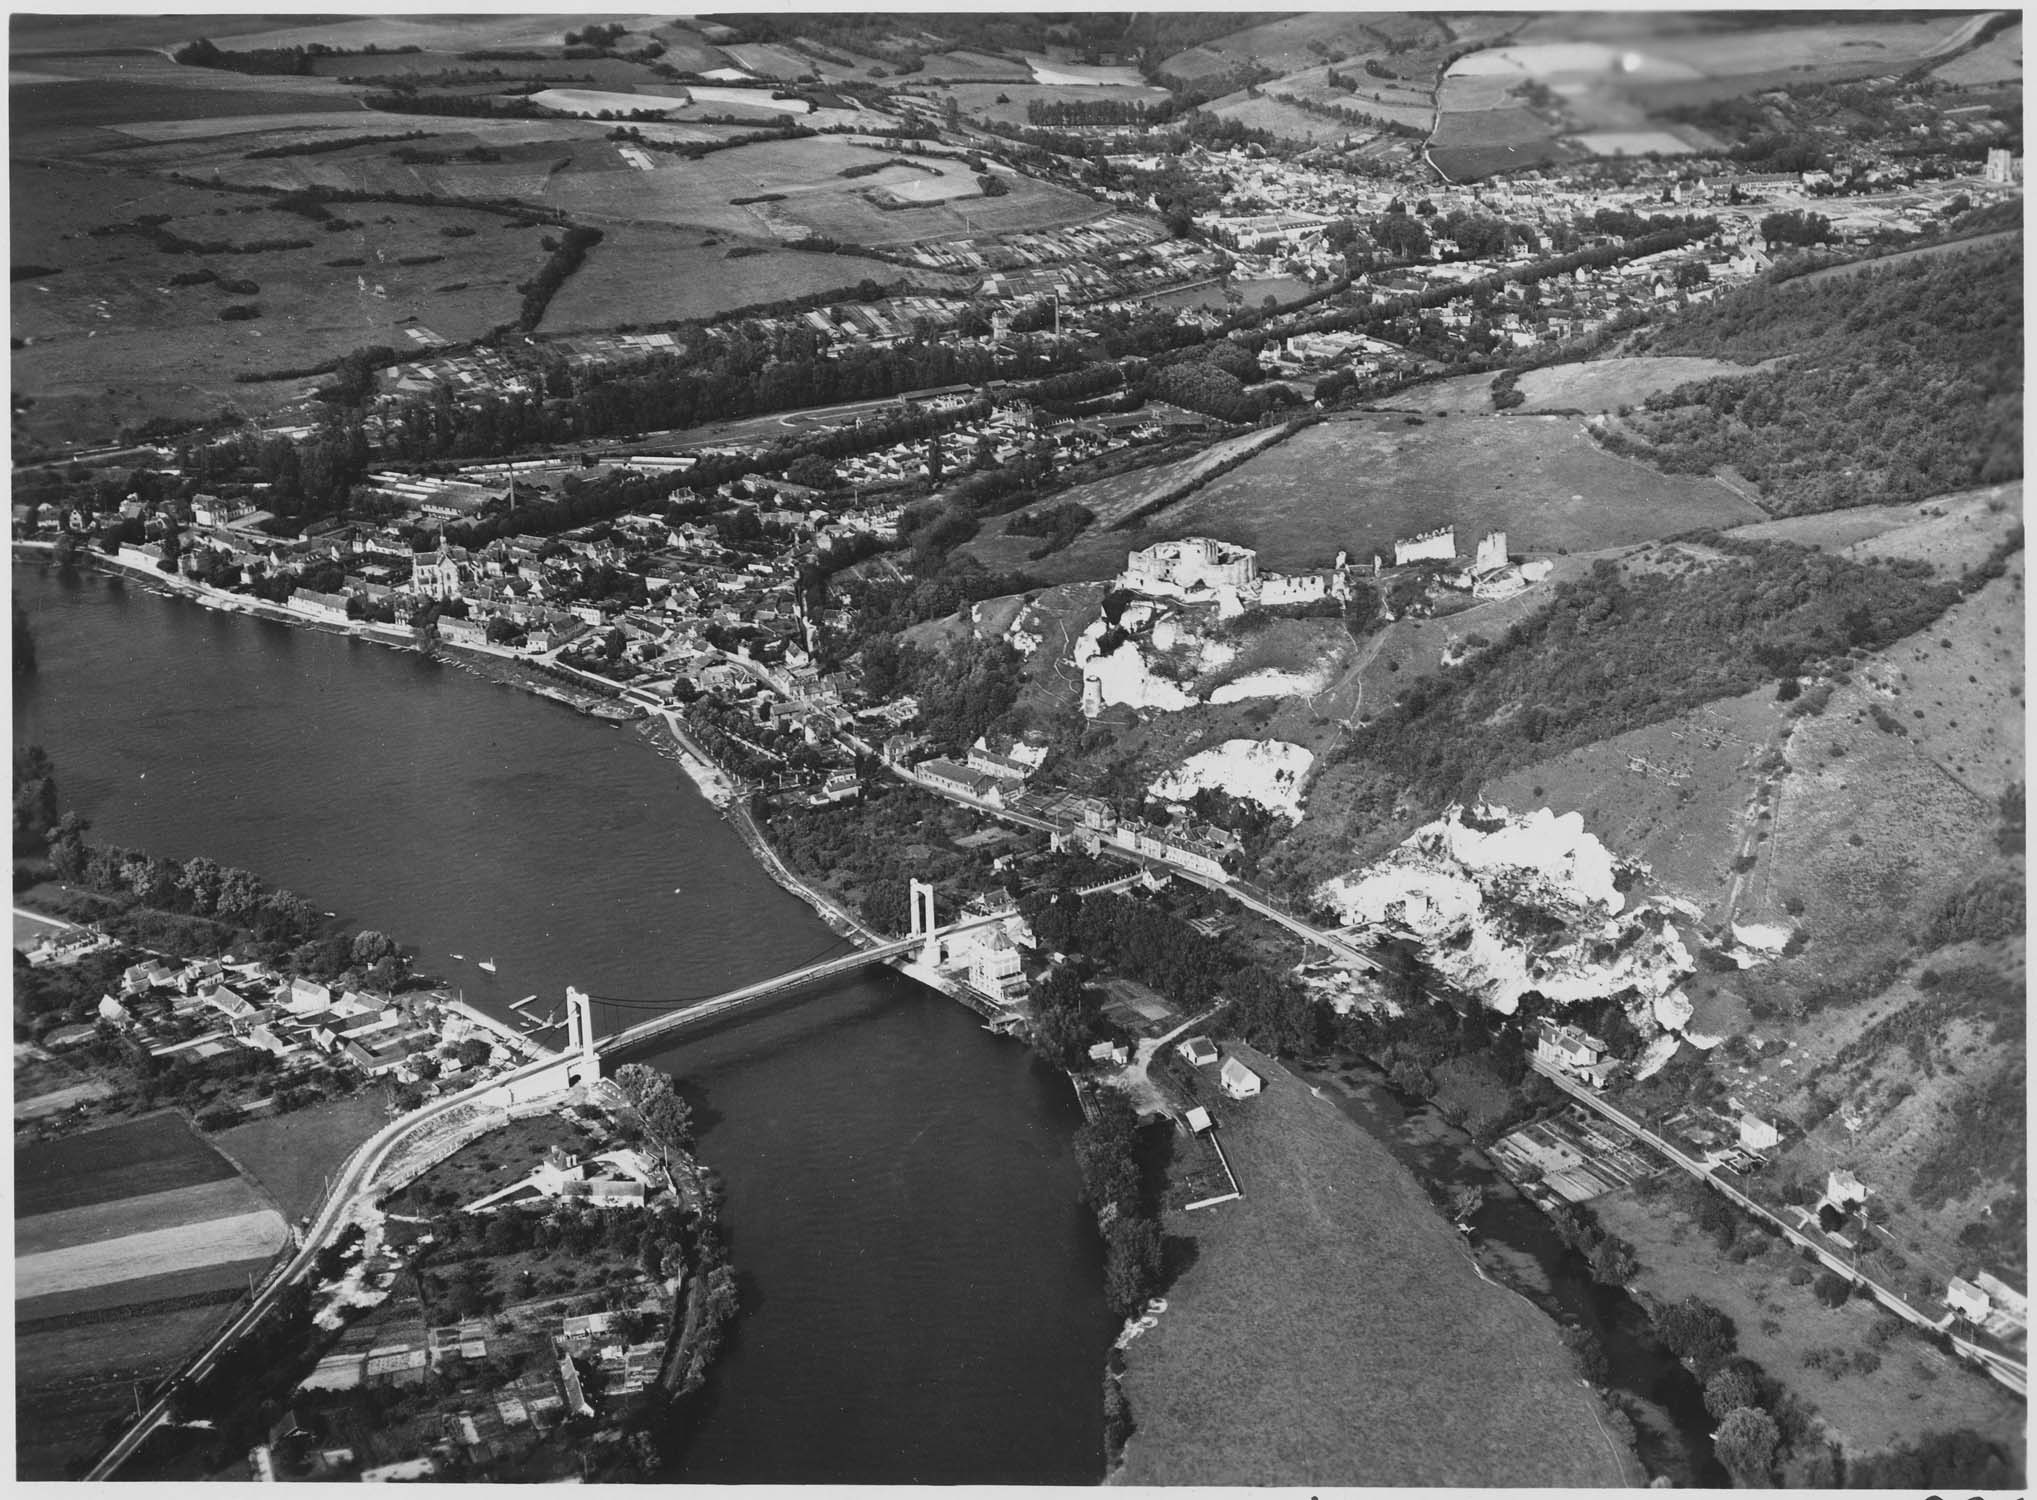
(598, 912), (1013, 1057)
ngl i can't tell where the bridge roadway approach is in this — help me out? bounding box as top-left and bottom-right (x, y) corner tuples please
(596, 909), (1016, 1059)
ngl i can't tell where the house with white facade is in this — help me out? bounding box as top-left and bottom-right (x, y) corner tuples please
(1220, 1056), (1263, 1099)
(1738, 1113), (1781, 1152)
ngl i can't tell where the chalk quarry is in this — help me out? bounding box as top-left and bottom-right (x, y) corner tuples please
(1316, 804), (1758, 1056)
(1150, 738), (1315, 823)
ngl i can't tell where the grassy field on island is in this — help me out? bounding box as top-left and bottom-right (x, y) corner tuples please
(1111, 1044), (1629, 1487)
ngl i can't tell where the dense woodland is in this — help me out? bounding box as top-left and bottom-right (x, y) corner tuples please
(1614, 241), (2022, 513)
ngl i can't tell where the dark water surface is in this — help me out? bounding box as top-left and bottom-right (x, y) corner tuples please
(12, 561), (1111, 1482)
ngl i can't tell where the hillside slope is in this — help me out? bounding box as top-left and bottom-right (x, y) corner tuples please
(1603, 239), (2022, 514)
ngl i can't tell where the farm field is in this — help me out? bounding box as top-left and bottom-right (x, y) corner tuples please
(16, 1110), (239, 1217)
(537, 226), (926, 333)
(510, 132), (1101, 245)
(720, 41), (819, 79)
(167, 121), (752, 198)
(1113, 1045), (1624, 1486)
(1574, 129), (1704, 156)
(1165, 12), (1440, 78)
(1158, 412), (1765, 570)
(158, 14), (590, 54)
(11, 163), (555, 450)
(16, 1299), (244, 1480)
(15, 1174), (273, 1257)
(531, 86), (734, 119)
(12, 76), (367, 147)
(1262, 61), (1438, 131)
(1429, 14), (1982, 180)
(304, 52), (672, 86)
(17, 1252), (282, 1326)
(932, 80), (1172, 126)
(683, 83), (813, 114)
(1454, 15), (1976, 84)
(12, 13), (303, 51)
(1932, 22), (2022, 85)
(645, 22), (742, 75)
(14, 1110), (297, 1477)
(1206, 91), (1353, 145)
(212, 1089), (393, 1222)
(1429, 103), (1578, 181)
(17, 1209), (289, 1301)
(1022, 56), (1145, 86)
(1594, 1184), (2026, 1467)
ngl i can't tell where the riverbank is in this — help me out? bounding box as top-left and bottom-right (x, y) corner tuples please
(1109, 1043), (1633, 1487)
(12, 543), (643, 723)
(647, 710), (738, 811)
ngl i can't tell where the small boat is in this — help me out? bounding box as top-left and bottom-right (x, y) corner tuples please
(451, 953), (464, 961)
(478, 958), (497, 973)
(509, 995), (537, 1011)
(672, 887), (684, 894)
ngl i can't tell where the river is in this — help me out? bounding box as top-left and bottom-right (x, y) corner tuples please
(11, 560), (1113, 1483)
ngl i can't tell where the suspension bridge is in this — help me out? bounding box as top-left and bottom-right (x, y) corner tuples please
(592, 905), (1019, 1060)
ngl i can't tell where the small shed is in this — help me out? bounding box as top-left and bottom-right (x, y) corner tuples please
(1219, 1056), (1263, 1100)
(1184, 1105), (1213, 1134)
(1178, 1036), (1219, 1067)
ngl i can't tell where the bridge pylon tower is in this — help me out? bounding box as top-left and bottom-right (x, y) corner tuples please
(565, 987), (599, 1083)
(909, 879), (940, 967)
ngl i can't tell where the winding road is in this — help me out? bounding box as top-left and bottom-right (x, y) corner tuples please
(84, 1050), (566, 1479)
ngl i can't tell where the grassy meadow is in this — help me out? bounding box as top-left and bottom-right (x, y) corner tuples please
(1113, 1045), (1628, 1487)
(1165, 411), (1765, 569)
